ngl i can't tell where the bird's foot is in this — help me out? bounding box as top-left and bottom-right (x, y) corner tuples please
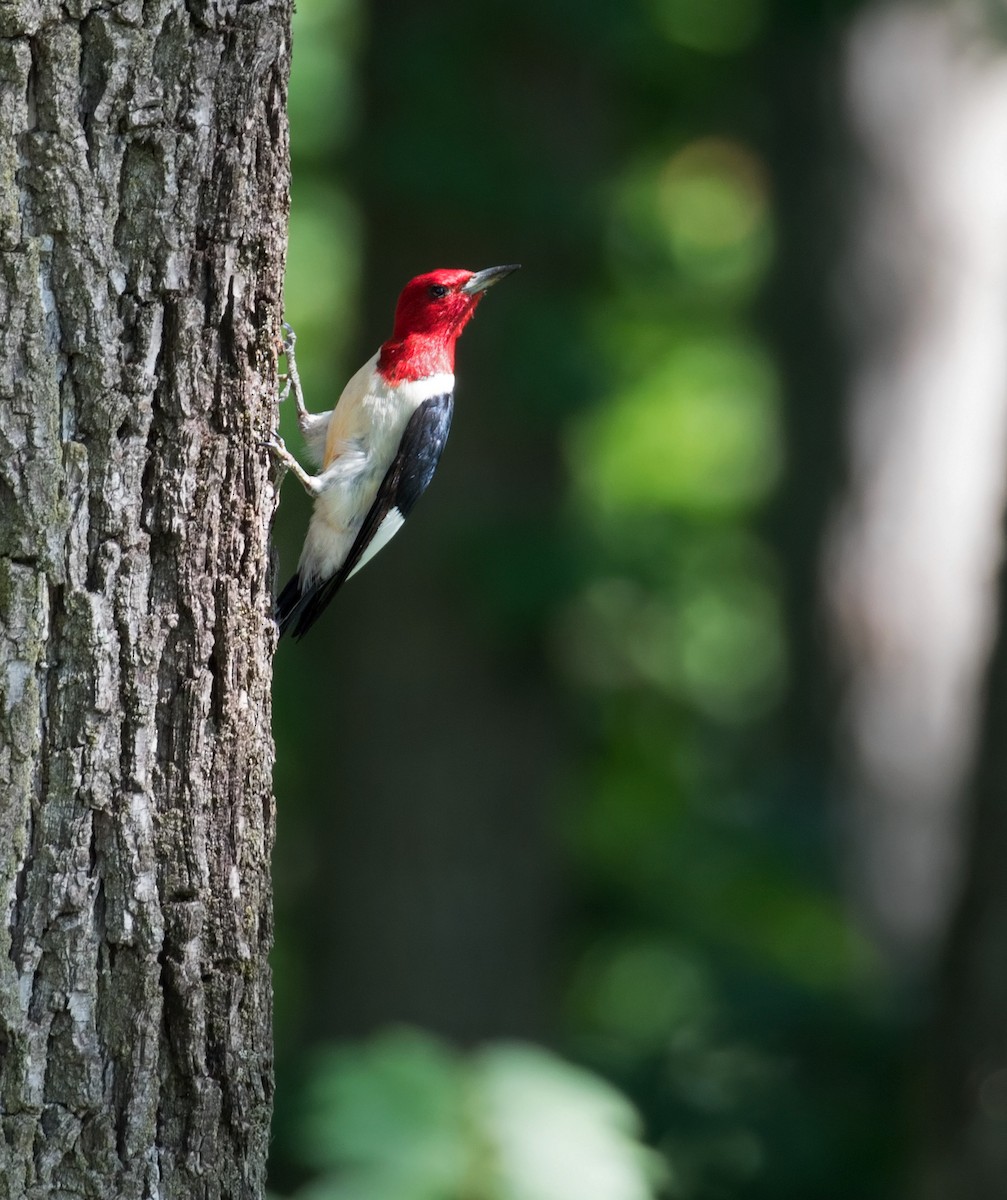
(275, 321), (296, 364)
(275, 320), (310, 425)
(261, 436), (322, 497)
(262, 434), (295, 468)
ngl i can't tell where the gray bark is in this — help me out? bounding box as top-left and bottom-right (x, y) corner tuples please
(0, 2), (289, 1197)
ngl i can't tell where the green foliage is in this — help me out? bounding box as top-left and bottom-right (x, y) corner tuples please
(270, 0), (908, 1198)
(287, 1030), (663, 1200)
(648, 0), (768, 55)
(608, 142), (772, 299)
(569, 336), (781, 517)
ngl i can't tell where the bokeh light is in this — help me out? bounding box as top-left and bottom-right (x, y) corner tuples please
(269, 1), (1004, 1197)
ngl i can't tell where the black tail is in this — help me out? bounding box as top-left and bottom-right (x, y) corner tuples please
(275, 571), (343, 640)
(275, 574), (306, 639)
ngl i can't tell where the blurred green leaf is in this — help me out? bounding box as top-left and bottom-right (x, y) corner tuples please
(473, 1043), (665, 1200)
(648, 0), (767, 54)
(298, 1029), (467, 1197)
(569, 336), (782, 517)
(609, 142), (772, 297)
(569, 939), (715, 1047)
(288, 1030), (663, 1200)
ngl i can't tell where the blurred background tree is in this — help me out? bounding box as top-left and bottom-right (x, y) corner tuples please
(267, 1), (1007, 1197)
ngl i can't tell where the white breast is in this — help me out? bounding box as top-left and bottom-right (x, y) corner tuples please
(297, 356), (454, 584)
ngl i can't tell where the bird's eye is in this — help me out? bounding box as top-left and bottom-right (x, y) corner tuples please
(428, 284), (449, 299)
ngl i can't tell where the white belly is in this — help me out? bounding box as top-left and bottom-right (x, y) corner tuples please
(296, 361), (454, 584)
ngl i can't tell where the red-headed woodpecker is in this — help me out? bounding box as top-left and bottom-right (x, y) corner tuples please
(267, 264), (520, 639)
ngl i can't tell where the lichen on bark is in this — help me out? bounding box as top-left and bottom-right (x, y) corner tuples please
(0, 2), (290, 1197)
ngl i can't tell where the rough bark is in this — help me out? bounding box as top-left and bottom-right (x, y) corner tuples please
(0, 2), (289, 1197)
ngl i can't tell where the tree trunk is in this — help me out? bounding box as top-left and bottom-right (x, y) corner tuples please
(826, 0), (1007, 964)
(0, 2), (289, 1197)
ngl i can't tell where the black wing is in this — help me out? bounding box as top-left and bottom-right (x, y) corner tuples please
(276, 393), (455, 640)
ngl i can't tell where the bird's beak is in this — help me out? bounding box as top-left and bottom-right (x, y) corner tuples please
(461, 264), (521, 295)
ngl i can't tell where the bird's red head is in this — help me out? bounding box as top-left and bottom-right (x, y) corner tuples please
(378, 265), (520, 383)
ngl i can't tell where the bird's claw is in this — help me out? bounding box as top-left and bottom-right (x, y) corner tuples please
(261, 434), (319, 497)
(275, 322), (296, 374)
(276, 322), (301, 410)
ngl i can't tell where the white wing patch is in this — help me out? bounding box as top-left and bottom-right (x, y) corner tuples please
(346, 508), (405, 579)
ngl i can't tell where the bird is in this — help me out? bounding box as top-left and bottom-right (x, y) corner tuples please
(266, 264), (520, 640)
